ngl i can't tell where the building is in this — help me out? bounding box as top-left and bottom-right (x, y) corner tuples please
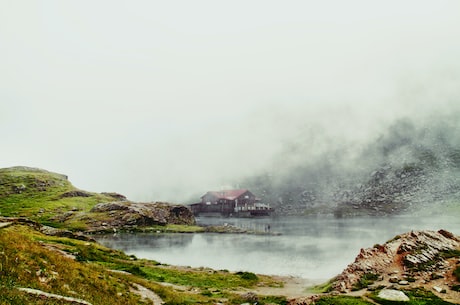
(190, 189), (272, 217)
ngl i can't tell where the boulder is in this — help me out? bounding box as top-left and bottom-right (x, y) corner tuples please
(101, 192), (127, 201)
(60, 191), (92, 198)
(377, 289), (409, 302)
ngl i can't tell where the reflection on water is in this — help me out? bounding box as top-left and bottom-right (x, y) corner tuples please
(95, 215), (460, 280)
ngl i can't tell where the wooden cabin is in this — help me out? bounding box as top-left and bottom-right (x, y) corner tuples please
(190, 189), (272, 217)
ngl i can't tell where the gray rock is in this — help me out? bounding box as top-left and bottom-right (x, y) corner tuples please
(377, 289), (409, 302)
(433, 286), (446, 293)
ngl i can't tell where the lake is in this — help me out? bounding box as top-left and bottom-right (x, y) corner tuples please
(95, 215), (460, 280)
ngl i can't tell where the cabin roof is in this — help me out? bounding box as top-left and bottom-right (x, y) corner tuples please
(202, 189), (250, 200)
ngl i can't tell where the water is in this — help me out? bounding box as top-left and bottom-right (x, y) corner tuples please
(95, 215), (460, 280)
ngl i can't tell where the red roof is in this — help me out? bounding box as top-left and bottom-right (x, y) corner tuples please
(203, 189), (249, 200)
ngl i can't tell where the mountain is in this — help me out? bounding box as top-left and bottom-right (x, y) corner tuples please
(241, 115), (460, 216)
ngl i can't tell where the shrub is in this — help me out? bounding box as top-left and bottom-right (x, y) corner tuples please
(352, 273), (379, 291)
(237, 271), (258, 281)
(454, 265), (460, 282)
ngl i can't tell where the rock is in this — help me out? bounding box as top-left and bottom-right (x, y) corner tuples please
(89, 201), (195, 232)
(12, 184), (26, 193)
(39, 225), (94, 241)
(17, 287), (92, 305)
(431, 272), (444, 280)
(240, 292), (258, 303)
(101, 192), (127, 201)
(367, 284), (383, 291)
(330, 230), (460, 293)
(377, 289), (410, 302)
(433, 286), (446, 293)
(60, 191), (92, 198)
(91, 202), (131, 212)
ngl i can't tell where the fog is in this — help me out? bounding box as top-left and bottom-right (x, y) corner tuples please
(1, 1), (460, 202)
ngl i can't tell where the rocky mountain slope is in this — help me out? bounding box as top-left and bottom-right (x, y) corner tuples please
(290, 229), (460, 304)
(0, 166), (195, 232)
(242, 116), (460, 216)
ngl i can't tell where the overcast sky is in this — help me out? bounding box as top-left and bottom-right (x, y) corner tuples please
(1, 1), (460, 202)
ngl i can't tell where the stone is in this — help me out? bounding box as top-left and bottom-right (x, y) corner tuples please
(398, 280), (409, 285)
(433, 286), (446, 293)
(431, 272), (444, 280)
(60, 191), (91, 198)
(16, 288), (92, 305)
(377, 289), (410, 302)
(240, 292), (258, 303)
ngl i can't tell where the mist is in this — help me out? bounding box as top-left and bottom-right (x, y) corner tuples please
(1, 1), (460, 203)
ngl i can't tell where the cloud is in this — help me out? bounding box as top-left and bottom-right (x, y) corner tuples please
(1, 1), (460, 202)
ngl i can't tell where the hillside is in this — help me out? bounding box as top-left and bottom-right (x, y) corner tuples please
(0, 219), (287, 305)
(241, 116), (460, 217)
(0, 166), (195, 232)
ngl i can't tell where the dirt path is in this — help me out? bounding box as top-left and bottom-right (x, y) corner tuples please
(239, 276), (324, 299)
(130, 283), (164, 305)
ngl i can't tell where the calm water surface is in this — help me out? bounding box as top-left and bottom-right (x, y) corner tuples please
(95, 215), (460, 280)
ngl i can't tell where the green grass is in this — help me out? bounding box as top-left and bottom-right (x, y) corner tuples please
(0, 167), (114, 228)
(136, 223), (205, 233)
(308, 278), (335, 293)
(138, 265), (261, 289)
(0, 225), (144, 305)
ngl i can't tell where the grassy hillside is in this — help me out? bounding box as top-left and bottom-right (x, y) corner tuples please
(0, 221), (286, 305)
(0, 167), (115, 228)
(0, 166), (200, 232)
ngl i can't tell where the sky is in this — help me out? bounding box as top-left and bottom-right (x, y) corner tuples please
(1, 1), (460, 202)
